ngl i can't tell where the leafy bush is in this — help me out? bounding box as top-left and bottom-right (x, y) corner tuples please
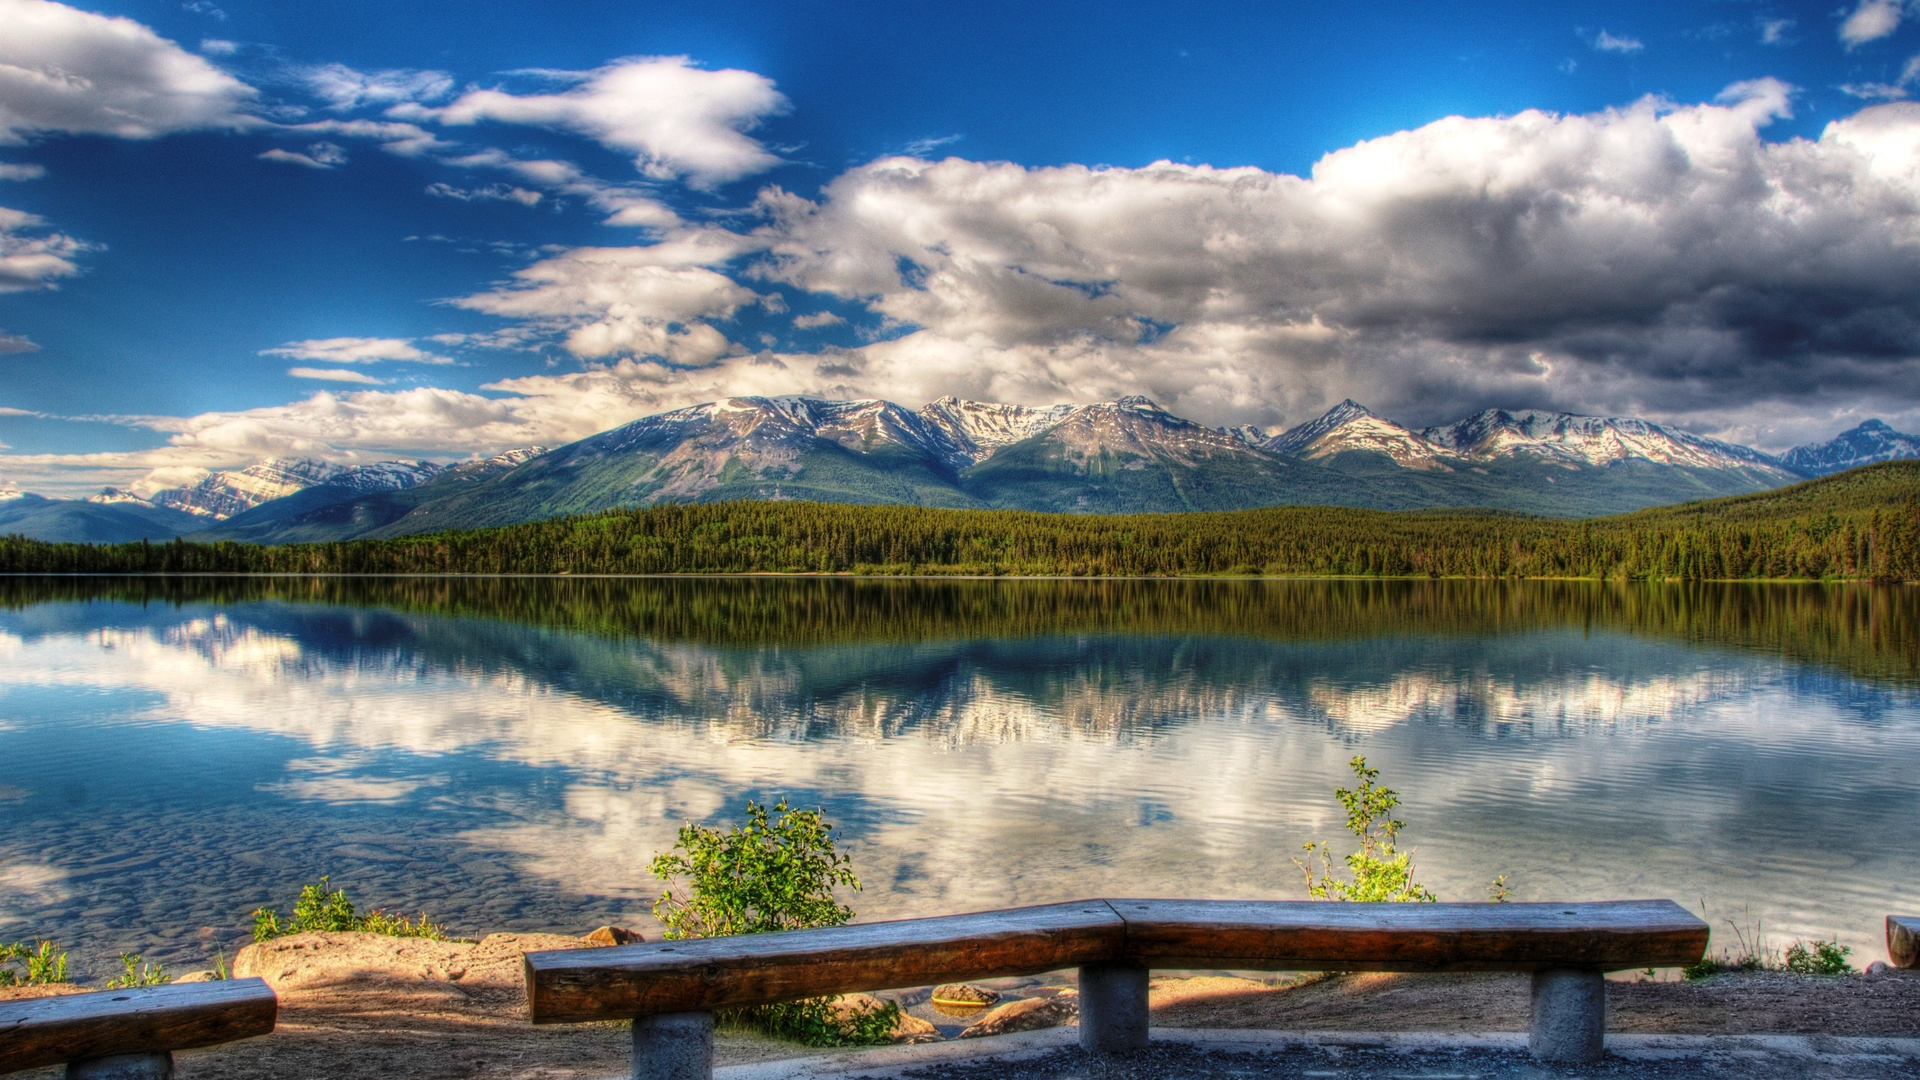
(252, 877), (447, 942)
(106, 952), (170, 988)
(1296, 757), (1437, 903)
(1784, 939), (1852, 975)
(650, 799), (896, 1047)
(0, 940), (68, 986)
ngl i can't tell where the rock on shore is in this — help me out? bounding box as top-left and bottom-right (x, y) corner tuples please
(233, 931), (588, 999)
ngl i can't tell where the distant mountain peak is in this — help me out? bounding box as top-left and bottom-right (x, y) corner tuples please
(85, 488), (155, 506)
(1782, 418), (1920, 476)
(1267, 400), (1447, 469)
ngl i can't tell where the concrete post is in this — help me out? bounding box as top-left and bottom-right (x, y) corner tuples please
(1077, 961), (1150, 1053)
(66, 1053), (173, 1080)
(1529, 968), (1605, 1063)
(631, 1011), (714, 1080)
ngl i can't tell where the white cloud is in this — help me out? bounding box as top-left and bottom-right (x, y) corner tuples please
(792, 311), (845, 329)
(272, 118), (450, 157)
(0, 332), (38, 353)
(0, 163), (46, 181)
(0, 204), (87, 291)
(424, 182), (542, 206)
(1760, 18), (1796, 45)
(1592, 30), (1645, 53)
(452, 232), (764, 364)
(1841, 54), (1920, 99)
(442, 147), (679, 226)
(415, 56), (788, 187)
(261, 337), (454, 365)
(257, 141), (347, 169)
(299, 62), (452, 111)
(1841, 0), (1906, 48)
(902, 134), (963, 156)
(198, 38), (237, 55)
(287, 367), (382, 384)
(0, 0), (257, 143)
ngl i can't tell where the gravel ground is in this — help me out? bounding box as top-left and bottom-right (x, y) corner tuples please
(840, 1037), (1920, 1080)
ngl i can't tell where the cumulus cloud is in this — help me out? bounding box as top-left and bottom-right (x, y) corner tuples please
(261, 337), (454, 365)
(287, 367), (381, 383)
(452, 231), (764, 364)
(273, 118), (450, 157)
(1841, 0), (1907, 47)
(0, 0), (257, 143)
(792, 311), (845, 329)
(413, 56), (788, 187)
(257, 141), (347, 169)
(0, 205), (87, 291)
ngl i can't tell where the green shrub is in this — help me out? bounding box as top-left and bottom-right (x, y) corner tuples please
(1296, 757), (1437, 903)
(252, 877), (447, 942)
(0, 940), (68, 986)
(650, 798), (895, 1047)
(106, 953), (170, 988)
(1784, 939), (1852, 975)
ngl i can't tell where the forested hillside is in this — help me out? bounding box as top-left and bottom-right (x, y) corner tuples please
(4, 461), (1917, 581)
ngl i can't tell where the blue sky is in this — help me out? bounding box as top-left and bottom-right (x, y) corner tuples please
(3, 0), (1920, 494)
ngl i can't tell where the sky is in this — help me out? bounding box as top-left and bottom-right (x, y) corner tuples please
(3, 0), (1920, 495)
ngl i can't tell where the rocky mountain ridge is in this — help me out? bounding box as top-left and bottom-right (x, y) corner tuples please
(4, 398), (1918, 545)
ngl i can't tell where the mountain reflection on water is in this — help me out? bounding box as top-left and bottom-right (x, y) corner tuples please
(0, 576), (1915, 977)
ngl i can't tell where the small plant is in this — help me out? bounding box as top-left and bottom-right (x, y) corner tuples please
(252, 877), (447, 942)
(209, 947), (230, 981)
(1487, 875), (1511, 903)
(1784, 939), (1852, 975)
(650, 799), (860, 939)
(1296, 757), (1436, 903)
(1683, 906), (1778, 980)
(106, 953), (170, 988)
(651, 799), (894, 1047)
(0, 940), (69, 986)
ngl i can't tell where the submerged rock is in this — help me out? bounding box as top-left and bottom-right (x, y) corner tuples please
(958, 992), (1078, 1038)
(931, 982), (999, 1006)
(831, 992), (941, 1043)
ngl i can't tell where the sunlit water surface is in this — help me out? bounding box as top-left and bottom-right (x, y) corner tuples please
(1, 576), (1916, 977)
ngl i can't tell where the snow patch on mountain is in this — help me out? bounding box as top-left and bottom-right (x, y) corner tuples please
(1420, 410), (1788, 473)
(149, 458), (350, 519)
(1782, 420), (1920, 476)
(1268, 400), (1450, 469)
(85, 488), (158, 506)
(918, 396), (1079, 466)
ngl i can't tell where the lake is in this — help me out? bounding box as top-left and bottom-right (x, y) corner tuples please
(1, 575), (1916, 978)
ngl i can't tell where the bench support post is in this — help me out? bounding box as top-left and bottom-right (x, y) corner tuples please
(631, 1011), (713, 1080)
(1529, 969), (1604, 1063)
(1078, 961), (1149, 1053)
(67, 1052), (174, 1080)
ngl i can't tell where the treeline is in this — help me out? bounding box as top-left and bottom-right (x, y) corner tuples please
(6, 574), (1916, 685)
(3, 462), (1918, 582)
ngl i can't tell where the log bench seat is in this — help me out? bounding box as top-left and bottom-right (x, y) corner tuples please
(0, 977), (277, 1078)
(524, 898), (1706, 1078)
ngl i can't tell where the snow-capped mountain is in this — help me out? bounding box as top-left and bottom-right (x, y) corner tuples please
(1782, 420), (1920, 476)
(148, 458), (351, 519)
(57, 394), (1902, 547)
(146, 457), (446, 519)
(1267, 400), (1450, 470)
(918, 396), (1079, 467)
(85, 488), (158, 506)
(1417, 409), (1790, 475)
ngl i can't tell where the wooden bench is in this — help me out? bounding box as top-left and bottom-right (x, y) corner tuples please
(525, 898), (1706, 1077)
(0, 978), (276, 1079)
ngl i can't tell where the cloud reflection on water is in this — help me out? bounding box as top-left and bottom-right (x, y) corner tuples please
(0, 585), (1916, 967)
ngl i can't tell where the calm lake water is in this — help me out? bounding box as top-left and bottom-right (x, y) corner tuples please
(1, 575), (1917, 978)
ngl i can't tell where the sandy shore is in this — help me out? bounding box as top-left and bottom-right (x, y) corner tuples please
(10, 939), (1920, 1080)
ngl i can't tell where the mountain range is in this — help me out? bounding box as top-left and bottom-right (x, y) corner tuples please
(2, 397), (1916, 545)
